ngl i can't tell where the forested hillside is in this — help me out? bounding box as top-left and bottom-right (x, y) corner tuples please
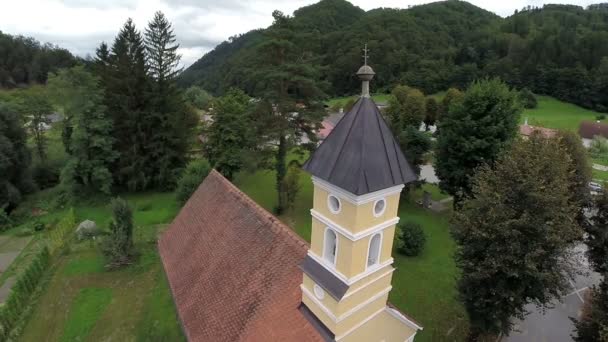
(179, 0), (608, 112)
(0, 31), (77, 87)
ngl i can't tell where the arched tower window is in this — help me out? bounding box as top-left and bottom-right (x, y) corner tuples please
(367, 233), (382, 268)
(323, 228), (338, 265)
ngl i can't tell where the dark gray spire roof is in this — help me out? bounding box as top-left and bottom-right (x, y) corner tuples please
(303, 97), (416, 195)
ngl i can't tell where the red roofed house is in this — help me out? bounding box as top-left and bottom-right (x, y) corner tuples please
(579, 120), (608, 147)
(159, 55), (422, 341)
(519, 124), (557, 139)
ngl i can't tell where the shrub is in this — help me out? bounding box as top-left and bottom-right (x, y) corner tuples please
(590, 136), (608, 160)
(518, 88), (537, 109)
(175, 159), (211, 204)
(395, 221), (426, 256)
(100, 197), (136, 268)
(31, 163), (59, 190)
(596, 114), (607, 121)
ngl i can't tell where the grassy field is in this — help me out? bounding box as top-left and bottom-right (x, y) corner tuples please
(17, 192), (185, 342)
(521, 95), (604, 131)
(234, 169), (466, 341)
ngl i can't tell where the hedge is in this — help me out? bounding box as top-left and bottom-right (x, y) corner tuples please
(0, 245), (50, 338)
(48, 208), (76, 254)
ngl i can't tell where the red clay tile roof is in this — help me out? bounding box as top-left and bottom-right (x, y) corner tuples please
(158, 170), (324, 342)
(519, 124), (557, 138)
(579, 121), (608, 139)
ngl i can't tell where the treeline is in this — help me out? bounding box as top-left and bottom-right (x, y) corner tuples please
(180, 0), (608, 112)
(0, 31), (77, 87)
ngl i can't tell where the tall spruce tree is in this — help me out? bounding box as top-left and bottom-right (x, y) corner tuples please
(453, 134), (583, 339)
(103, 19), (152, 191)
(436, 79), (521, 203)
(49, 66), (117, 195)
(145, 11), (196, 189)
(252, 10), (326, 214)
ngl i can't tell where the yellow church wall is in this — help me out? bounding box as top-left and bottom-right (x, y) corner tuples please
(346, 265), (394, 294)
(337, 237), (369, 278)
(333, 293), (389, 337)
(312, 185), (402, 234)
(351, 192), (400, 234)
(335, 277), (392, 317)
(338, 310), (417, 342)
(313, 186), (357, 229)
(301, 295), (337, 332)
(380, 225), (396, 263)
(310, 218), (325, 257)
(303, 271), (393, 318)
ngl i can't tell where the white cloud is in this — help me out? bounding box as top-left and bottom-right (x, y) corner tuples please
(0, 0), (603, 68)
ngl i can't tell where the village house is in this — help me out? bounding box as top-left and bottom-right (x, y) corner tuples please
(579, 120), (608, 147)
(159, 58), (422, 341)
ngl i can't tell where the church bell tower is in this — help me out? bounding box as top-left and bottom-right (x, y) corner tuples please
(299, 46), (422, 342)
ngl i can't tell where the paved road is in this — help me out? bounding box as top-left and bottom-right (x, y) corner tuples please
(505, 245), (601, 342)
(420, 164), (439, 184)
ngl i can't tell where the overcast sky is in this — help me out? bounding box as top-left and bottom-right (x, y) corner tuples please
(0, 0), (603, 68)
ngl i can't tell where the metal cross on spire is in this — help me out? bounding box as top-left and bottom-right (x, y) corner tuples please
(363, 44), (369, 65)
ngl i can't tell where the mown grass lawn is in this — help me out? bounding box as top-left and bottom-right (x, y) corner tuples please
(521, 95), (604, 131)
(18, 192), (184, 342)
(234, 168), (466, 341)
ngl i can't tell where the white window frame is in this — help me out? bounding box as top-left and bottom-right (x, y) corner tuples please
(323, 227), (338, 265)
(366, 232), (382, 269)
(327, 194), (342, 214)
(373, 198), (387, 217)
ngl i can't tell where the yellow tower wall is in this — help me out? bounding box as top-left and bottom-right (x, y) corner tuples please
(302, 273), (393, 317)
(312, 185), (401, 234)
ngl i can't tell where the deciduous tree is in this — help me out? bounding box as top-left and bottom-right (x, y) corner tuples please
(587, 191), (608, 274)
(424, 97), (439, 130)
(436, 79), (521, 202)
(0, 103), (32, 214)
(452, 135), (583, 338)
(387, 85), (426, 131)
(205, 88), (254, 180)
(49, 66), (117, 195)
(558, 130), (592, 225)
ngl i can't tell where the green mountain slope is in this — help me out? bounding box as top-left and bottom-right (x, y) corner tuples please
(179, 0), (608, 112)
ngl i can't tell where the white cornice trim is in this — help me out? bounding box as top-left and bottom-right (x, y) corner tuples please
(307, 251), (394, 286)
(334, 307), (385, 341)
(386, 307), (424, 331)
(301, 284), (392, 323)
(311, 210), (399, 241)
(312, 176), (404, 205)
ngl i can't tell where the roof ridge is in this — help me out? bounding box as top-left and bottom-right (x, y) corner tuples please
(327, 97), (363, 181)
(209, 169), (310, 252)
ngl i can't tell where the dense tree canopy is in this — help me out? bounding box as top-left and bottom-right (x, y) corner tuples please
(0, 31), (77, 87)
(204, 88), (254, 180)
(436, 78), (521, 202)
(48, 66), (117, 195)
(250, 10), (327, 214)
(453, 135), (583, 338)
(0, 103), (32, 214)
(180, 1), (608, 112)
